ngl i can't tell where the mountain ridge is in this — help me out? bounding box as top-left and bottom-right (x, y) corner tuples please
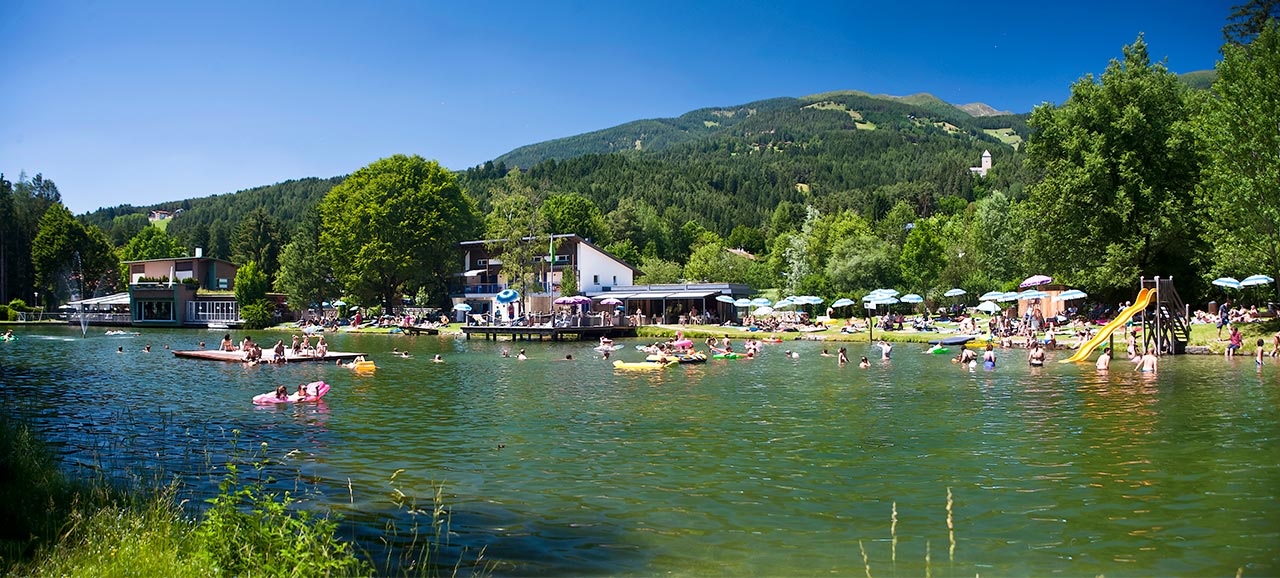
(494, 91), (1019, 168)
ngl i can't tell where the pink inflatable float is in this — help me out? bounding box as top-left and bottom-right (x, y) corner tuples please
(670, 330), (693, 349)
(253, 381), (330, 404)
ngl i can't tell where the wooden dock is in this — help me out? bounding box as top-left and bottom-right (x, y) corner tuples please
(460, 324), (636, 341)
(172, 349), (367, 363)
(398, 325), (439, 336)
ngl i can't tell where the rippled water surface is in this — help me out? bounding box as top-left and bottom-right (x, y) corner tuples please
(2, 326), (1278, 576)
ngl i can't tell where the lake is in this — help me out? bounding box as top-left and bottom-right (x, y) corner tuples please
(2, 326), (1277, 576)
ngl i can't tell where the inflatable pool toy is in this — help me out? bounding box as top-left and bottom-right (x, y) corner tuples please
(594, 344), (624, 352)
(105, 330), (140, 336)
(761, 337), (783, 343)
(670, 330), (694, 349)
(645, 352), (707, 363)
(340, 358), (376, 371)
(713, 352), (744, 359)
(254, 381), (330, 404)
(927, 336), (975, 346)
(928, 346), (951, 355)
(613, 359), (677, 370)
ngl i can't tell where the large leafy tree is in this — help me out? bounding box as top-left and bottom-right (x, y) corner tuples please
(319, 155), (480, 309)
(1198, 19), (1280, 299)
(1021, 36), (1203, 297)
(119, 226), (184, 263)
(541, 193), (608, 243)
(899, 218), (946, 297)
(32, 204), (118, 303)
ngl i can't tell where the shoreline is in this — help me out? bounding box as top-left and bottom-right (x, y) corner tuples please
(8, 318), (1276, 356)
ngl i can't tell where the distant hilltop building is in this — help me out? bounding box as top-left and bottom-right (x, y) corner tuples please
(969, 150), (992, 177)
(148, 208), (182, 221)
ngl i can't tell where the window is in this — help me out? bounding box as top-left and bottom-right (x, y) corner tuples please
(135, 300), (174, 321)
(554, 255), (569, 263)
(593, 274), (599, 285)
(476, 259), (488, 266)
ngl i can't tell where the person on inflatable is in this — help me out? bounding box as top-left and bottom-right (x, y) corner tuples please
(275, 385), (289, 400)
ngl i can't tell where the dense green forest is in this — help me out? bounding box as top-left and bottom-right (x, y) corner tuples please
(7, 11), (1279, 316)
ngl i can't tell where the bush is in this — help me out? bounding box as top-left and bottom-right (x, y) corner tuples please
(239, 299), (276, 330)
(6, 299), (28, 313)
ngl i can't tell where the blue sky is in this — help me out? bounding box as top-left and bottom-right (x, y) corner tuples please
(1, 0), (1230, 214)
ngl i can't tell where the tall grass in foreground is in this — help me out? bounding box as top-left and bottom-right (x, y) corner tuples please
(0, 418), (488, 577)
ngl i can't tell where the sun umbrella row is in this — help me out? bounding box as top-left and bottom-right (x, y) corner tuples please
(1212, 275), (1275, 290)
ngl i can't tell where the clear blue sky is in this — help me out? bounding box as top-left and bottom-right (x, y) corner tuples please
(1, 0), (1230, 214)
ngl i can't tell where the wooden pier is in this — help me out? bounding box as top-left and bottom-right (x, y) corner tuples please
(398, 325), (439, 336)
(460, 324), (636, 341)
(172, 349), (367, 363)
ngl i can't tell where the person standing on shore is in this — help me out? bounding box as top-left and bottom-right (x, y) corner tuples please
(1217, 300), (1231, 339)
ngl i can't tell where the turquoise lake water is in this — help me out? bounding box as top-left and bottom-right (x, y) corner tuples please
(1, 326), (1277, 576)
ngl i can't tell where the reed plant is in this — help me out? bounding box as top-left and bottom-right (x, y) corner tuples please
(0, 417), (488, 577)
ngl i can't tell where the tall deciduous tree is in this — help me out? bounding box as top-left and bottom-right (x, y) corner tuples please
(1199, 20), (1280, 299)
(484, 177), (548, 306)
(234, 260), (274, 329)
(319, 155), (480, 309)
(119, 226), (184, 263)
(898, 218), (946, 297)
(1021, 36), (1203, 296)
(32, 204), (117, 303)
(541, 193), (607, 243)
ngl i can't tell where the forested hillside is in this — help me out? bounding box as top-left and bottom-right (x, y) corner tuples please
(81, 177), (343, 260)
(467, 90), (1031, 252)
(495, 91), (1024, 168)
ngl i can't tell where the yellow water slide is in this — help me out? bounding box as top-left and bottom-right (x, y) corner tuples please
(1060, 288), (1155, 363)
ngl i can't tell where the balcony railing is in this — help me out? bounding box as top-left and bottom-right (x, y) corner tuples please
(456, 282), (556, 296)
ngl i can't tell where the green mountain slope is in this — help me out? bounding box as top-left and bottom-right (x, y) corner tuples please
(495, 97), (797, 168)
(1178, 69), (1217, 90)
(496, 92), (1019, 168)
(465, 90), (1034, 253)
